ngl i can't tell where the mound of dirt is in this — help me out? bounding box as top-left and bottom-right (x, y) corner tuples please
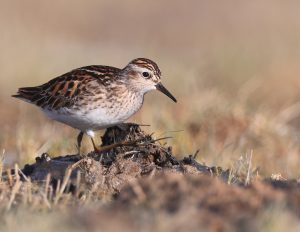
(9, 124), (300, 231)
(21, 124), (230, 194)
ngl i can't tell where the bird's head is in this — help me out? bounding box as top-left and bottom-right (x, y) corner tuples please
(121, 58), (177, 102)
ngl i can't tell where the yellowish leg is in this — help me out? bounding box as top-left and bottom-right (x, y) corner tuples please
(90, 137), (144, 153)
(90, 137), (99, 152)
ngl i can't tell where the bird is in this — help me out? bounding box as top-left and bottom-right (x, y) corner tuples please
(13, 58), (177, 153)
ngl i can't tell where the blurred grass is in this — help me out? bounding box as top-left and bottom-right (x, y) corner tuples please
(2, 0), (300, 179)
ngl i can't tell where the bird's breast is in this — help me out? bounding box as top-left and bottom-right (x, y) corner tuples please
(108, 91), (144, 121)
(80, 92), (143, 129)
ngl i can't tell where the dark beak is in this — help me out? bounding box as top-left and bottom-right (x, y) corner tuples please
(155, 83), (177, 103)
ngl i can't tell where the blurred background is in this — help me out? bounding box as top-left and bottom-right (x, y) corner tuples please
(2, 0), (300, 177)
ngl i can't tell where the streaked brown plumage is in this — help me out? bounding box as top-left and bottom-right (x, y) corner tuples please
(13, 58), (177, 153)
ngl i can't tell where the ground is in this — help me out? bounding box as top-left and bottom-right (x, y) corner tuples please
(1, 124), (300, 232)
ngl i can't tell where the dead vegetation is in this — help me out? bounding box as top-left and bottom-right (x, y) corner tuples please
(0, 124), (300, 232)
(20, 124), (217, 195)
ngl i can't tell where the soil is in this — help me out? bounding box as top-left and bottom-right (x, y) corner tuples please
(21, 123), (219, 193)
(18, 124), (300, 231)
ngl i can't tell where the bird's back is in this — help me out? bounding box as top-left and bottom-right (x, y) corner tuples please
(13, 65), (121, 110)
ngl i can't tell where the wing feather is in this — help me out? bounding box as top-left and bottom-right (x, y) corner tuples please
(12, 65), (120, 110)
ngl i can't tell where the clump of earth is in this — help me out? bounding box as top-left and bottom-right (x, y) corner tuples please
(22, 123), (226, 194)
(17, 123), (300, 231)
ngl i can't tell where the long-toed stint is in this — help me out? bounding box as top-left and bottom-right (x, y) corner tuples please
(13, 58), (177, 153)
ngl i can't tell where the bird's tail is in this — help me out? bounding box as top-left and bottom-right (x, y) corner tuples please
(12, 86), (42, 103)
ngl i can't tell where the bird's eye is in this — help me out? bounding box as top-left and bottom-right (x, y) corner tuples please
(142, 72), (150, 78)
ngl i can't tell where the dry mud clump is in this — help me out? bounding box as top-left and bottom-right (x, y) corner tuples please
(21, 123), (220, 194)
(14, 124), (300, 231)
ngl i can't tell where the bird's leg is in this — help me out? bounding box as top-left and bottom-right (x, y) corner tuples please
(86, 130), (145, 153)
(88, 133), (117, 153)
(77, 131), (84, 155)
(90, 137), (99, 152)
(86, 130), (100, 152)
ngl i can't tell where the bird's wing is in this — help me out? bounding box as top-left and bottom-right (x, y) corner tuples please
(12, 65), (121, 110)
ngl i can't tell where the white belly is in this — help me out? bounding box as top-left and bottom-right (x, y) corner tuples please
(43, 96), (143, 131)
